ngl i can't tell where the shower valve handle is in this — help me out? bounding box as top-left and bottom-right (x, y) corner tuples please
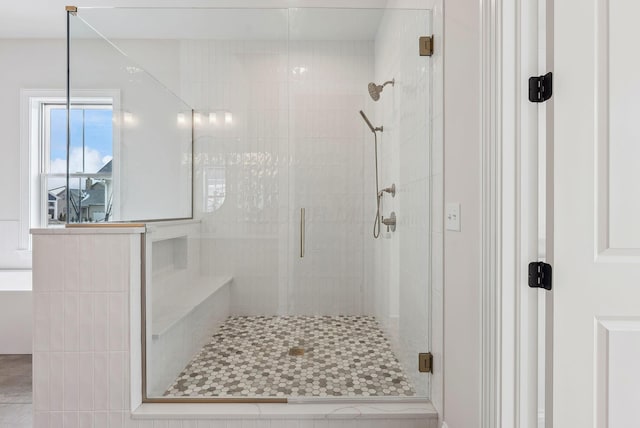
(381, 212), (397, 232)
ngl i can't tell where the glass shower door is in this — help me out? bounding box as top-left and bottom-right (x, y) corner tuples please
(287, 7), (434, 399)
(287, 8), (368, 317)
(369, 7), (433, 399)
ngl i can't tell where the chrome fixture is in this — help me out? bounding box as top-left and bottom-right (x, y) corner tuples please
(378, 184), (396, 198)
(367, 79), (395, 101)
(359, 110), (383, 133)
(359, 111), (396, 238)
(359, 110), (385, 238)
(381, 212), (396, 233)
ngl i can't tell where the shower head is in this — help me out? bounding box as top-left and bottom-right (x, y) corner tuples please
(359, 110), (383, 133)
(368, 79), (395, 101)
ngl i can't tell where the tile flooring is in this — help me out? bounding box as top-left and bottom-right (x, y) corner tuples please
(0, 355), (32, 428)
(165, 315), (416, 398)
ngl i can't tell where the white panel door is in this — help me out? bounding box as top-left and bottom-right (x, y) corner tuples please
(554, 0), (640, 426)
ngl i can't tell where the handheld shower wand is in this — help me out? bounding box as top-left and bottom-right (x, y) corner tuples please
(359, 110), (383, 133)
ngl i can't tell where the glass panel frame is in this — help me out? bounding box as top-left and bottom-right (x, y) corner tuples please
(66, 9), (195, 225)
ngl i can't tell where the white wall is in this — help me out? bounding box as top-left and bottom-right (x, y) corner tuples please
(443, 0), (483, 425)
(0, 39), (66, 270)
(0, 39), (67, 353)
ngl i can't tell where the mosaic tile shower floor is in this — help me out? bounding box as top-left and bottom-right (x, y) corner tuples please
(164, 315), (416, 398)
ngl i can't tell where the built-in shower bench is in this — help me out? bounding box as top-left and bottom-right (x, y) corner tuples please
(151, 275), (232, 338)
(145, 219), (233, 396)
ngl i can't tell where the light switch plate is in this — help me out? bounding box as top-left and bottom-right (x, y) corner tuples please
(445, 203), (461, 231)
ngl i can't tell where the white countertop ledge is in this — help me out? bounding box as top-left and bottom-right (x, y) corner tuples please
(132, 402), (438, 420)
(31, 226), (146, 235)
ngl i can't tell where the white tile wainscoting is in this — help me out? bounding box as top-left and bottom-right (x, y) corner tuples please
(30, 227), (437, 427)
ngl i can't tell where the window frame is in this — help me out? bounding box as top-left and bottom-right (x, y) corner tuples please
(19, 89), (121, 250)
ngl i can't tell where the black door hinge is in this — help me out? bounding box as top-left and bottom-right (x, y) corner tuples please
(528, 262), (552, 290)
(528, 72), (553, 103)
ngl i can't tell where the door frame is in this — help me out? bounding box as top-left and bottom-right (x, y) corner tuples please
(480, 0), (553, 427)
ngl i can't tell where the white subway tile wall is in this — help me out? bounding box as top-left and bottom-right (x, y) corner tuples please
(287, 40), (372, 316)
(177, 7), (434, 399)
(185, 38), (372, 317)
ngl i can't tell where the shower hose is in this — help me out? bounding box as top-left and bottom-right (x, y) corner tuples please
(373, 132), (382, 239)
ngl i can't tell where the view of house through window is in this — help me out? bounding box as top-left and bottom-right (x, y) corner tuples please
(42, 102), (113, 225)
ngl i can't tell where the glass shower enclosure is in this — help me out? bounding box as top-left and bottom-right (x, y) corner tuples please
(66, 7), (193, 223)
(67, 6), (438, 403)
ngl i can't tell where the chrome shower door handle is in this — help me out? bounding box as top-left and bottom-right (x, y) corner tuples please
(300, 208), (305, 258)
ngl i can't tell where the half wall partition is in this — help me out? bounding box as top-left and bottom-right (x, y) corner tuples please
(68, 6), (439, 403)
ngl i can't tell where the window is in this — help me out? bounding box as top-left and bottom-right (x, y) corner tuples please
(42, 102), (114, 224)
(20, 90), (119, 247)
